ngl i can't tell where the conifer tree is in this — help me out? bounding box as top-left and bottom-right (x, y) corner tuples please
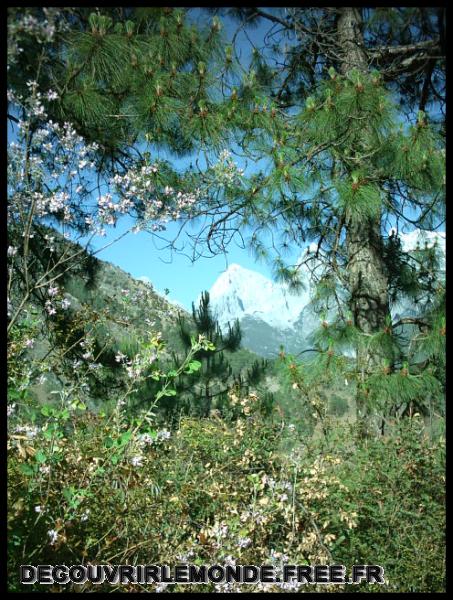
(173, 291), (268, 417)
(179, 7), (444, 425)
(8, 7), (445, 425)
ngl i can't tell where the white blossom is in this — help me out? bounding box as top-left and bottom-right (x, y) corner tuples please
(80, 509), (90, 522)
(47, 286), (59, 297)
(130, 455), (144, 467)
(47, 529), (58, 545)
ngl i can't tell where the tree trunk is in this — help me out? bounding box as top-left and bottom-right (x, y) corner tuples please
(337, 7), (368, 74)
(336, 8), (392, 421)
(337, 7), (391, 337)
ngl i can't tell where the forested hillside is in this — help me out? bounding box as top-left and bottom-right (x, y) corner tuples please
(7, 7), (445, 593)
(10, 229), (267, 419)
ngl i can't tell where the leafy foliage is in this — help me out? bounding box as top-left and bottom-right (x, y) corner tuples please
(8, 388), (445, 592)
(7, 7), (445, 594)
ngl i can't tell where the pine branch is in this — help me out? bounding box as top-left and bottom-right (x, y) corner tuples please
(250, 9), (294, 30)
(370, 38), (442, 75)
(370, 38), (441, 59)
(393, 317), (430, 331)
(419, 59), (436, 112)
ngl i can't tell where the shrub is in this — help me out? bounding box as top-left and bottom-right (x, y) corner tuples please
(8, 389), (445, 592)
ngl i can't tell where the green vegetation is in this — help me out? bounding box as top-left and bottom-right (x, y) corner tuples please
(168, 290), (270, 418)
(8, 387), (445, 592)
(7, 7), (445, 593)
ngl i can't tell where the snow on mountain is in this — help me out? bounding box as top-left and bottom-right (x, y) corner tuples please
(399, 230), (445, 269)
(208, 230), (445, 357)
(390, 230), (445, 322)
(209, 263), (310, 331)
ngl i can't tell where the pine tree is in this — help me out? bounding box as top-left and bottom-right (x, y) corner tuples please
(8, 7), (445, 426)
(173, 291), (268, 417)
(183, 8), (444, 426)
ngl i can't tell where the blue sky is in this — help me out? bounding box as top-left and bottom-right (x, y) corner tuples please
(82, 12), (295, 309)
(86, 216), (285, 309)
(9, 9), (444, 311)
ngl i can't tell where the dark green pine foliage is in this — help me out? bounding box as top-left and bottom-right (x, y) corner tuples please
(173, 291), (267, 417)
(8, 7), (227, 169)
(8, 8), (444, 425)
(175, 291), (238, 417)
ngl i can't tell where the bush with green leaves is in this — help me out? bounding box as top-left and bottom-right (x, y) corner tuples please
(7, 7), (445, 595)
(8, 383), (445, 592)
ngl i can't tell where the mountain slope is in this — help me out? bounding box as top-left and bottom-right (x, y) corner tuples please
(19, 230), (266, 408)
(209, 230), (445, 358)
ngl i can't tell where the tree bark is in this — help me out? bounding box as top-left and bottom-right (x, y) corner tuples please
(336, 8), (392, 423)
(345, 218), (390, 335)
(337, 7), (368, 74)
(336, 8), (391, 334)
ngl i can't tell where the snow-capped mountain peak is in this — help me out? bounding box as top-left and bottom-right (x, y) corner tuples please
(209, 263), (309, 330)
(207, 229), (445, 357)
(400, 230), (445, 255)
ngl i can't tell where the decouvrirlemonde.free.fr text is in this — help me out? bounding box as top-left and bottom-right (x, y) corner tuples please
(21, 564), (385, 585)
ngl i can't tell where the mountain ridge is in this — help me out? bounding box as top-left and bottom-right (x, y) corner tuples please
(208, 230), (445, 357)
